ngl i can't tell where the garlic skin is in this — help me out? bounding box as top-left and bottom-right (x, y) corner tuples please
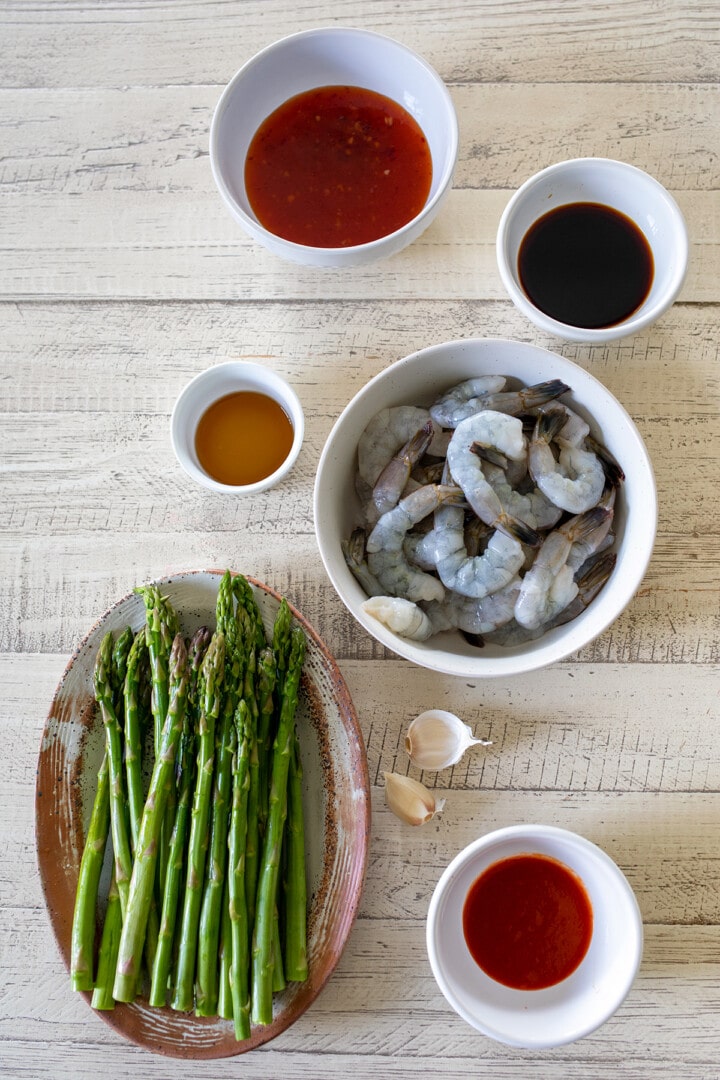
(405, 709), (492, 770)
(383, 772), (445, 826)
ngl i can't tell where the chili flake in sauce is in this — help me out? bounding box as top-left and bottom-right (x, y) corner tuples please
(244, 85), (433, 248)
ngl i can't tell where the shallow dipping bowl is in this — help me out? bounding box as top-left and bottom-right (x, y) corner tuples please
(426, 825), (643, 1048)
(313, 337), (657, 679)
(496, 158), (689, 342)
(210, 27), (459, 267)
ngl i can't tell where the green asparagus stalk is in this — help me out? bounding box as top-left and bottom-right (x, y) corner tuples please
(148, 706), (196, 1005)
(171, 630), (226, 1012)
(229, 699), (252, 1040)
(251, 625), (306, 1025)
(243, 646), (262, 929)
(283, 733), (308, 982)
(271, 598), (293, 701)
(233, 573), (266, 652)
(217, 876), (234, 1022)
(95, 631), (133, 918)
(136, 586), (179, 756)
(256, 646), (277, 837)
(196, 573), (243, 1016)
(123, 630), (149, 846)
(111, 626), (133, 710)
(70, 753), (110, 992)
(90, 869), (123, 1010)
(113, 634), (189, 1003)
(149, 626), (210, 1007)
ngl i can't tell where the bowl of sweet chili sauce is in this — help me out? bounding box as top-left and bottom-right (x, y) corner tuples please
(426, 825), (643, 1048)
(171, 361), (304, 494)
(209, 27), (459, 267)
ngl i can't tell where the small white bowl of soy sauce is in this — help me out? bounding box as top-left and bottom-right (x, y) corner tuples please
(171, 361), (304, 494)
(496, 157), (689, 343)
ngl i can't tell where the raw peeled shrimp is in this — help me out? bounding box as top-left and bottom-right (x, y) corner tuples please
(431, 377), (569, 428)
(430, 375), (507, 428)
(358, 406), (441, 488)
(361, 595), (435, 641)
(538, 402), (590, 449)
(514, 506), (612, 629)
(361, 577), (521, 642)
(446, 412), (540, 546)
(367, 420), (434, 525)
(485, 550), (616, 646)
(433, 502), (525, 598)
(528, 410), (605, 514)
(482, 461), (563, 531)
(366, 484), (464, 603)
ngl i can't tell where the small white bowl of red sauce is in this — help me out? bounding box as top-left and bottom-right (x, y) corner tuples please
(209, 27), (459, 267)
(426, 824), (643, 1048)
(496, 158), (689, 343)
(170, 361), (304, 494)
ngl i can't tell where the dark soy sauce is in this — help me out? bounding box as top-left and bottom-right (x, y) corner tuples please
(518, 202), (654, 329)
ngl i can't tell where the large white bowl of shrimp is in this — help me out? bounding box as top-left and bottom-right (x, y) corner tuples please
(313, 338), (657, 678)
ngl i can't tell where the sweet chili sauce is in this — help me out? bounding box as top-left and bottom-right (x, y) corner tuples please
(194, 391), (294, 486)
(462, 853), (593, 990)
(244, 85), (433, 247)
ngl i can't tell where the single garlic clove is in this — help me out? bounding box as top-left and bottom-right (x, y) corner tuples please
(405, 709), (492, 770)
(383, 771), (445, 826)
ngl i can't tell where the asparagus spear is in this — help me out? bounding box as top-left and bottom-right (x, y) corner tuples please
(196, 573), (243, 1016)
(217, 876), (234, 1022)
(111, 627), (133, 710)
(243, 645), (262, 930)
(251, 625), (306, 1025)
(90, 869), (122, 1010)
(123, 629), (149, 846)
(256, 645), (277, 838)
(233, 573), (266, 652)
(113, 633), (189, 1003)
(70, 753), (110, 992)
(228, 699), (252, 1040)
(283, 732), (308, 982)
(150, 626), (210, 1007)
(80, 628), (131, 1002)
(171, 630), (225, 1012)
(94, 631), (133, 918)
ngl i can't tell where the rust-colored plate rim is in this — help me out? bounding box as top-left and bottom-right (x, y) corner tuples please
(35, 569), (371, 1058)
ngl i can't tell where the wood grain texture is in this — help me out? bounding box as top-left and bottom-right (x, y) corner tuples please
(3, 0), (720, 1075)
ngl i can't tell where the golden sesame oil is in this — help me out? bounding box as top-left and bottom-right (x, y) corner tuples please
(194, 391), (294, 486)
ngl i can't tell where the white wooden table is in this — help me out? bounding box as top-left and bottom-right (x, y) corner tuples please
(3, 2), (720, 1076)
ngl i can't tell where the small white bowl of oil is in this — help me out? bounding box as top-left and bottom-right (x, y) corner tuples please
(171, 361), (304, 493)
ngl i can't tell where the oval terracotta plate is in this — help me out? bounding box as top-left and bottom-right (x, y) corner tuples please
(36, 571), (371, 1058)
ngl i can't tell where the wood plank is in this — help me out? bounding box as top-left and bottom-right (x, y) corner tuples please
(1, 300), (719, 659)
(1, 0), (718, 89)
(0, 80), (716, 300)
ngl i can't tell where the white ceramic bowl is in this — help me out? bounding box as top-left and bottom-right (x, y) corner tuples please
(426, 825), (643, 1048)
(171, 361), (304, 494)
(209, 27), (459, 267)
(496, 158), (689, 343)
(313, 337), (657, 678)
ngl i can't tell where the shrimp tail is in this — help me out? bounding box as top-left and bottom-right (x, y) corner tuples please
(534, 407), (567, 445)
(498, 512), (541, 548)
(528, 379), (571, 408)
(469, 442), (509, 469)
(585, 435), (626, 487)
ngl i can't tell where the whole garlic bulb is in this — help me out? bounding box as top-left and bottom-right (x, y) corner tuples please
(405, 709), (491, 770)
(383, 772), (445, 826)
